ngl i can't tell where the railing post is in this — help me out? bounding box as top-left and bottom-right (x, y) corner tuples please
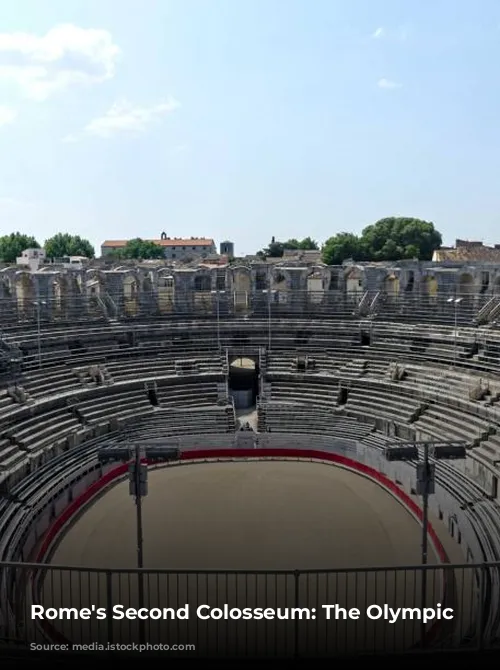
(294, 570), (300, 659)
(106, 570), (113, 645)
(476, 564), (486, 650)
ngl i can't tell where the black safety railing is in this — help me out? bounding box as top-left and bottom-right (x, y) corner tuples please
(1, 560), (499, 656)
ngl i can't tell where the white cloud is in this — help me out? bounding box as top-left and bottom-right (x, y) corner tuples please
(371, 25), (408, 42)
(377, 78), (401, 89)
(65, 98), (181, 141)
(0, 24), (120, 101)
(0, 105), (16, 126)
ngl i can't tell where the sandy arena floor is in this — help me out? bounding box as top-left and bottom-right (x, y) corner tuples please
(35, 461), (467, 655)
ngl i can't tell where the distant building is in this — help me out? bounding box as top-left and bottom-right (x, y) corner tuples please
(16, 249), (93, 272)
(282, 249), (322, 264)
(433, 239), (500, 263)
(101, 232), (216, 260)
(16, 248), (46, 271)
(220, 241), (234, 258)
(52, 256), (90, 270)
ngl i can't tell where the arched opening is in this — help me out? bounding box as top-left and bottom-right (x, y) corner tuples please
(422, 276), (438, 298)
(142, 275), (153, 294)
(458, 273), (474, 296)
(16, 272), (35, 318)
(123, 275), (139, 315)
(229, 357), (259, 409)
(383, 273), (400, 296)
(194, 274), (211, 292)
(307, 271), (323, 303)
(232, 268), (251, 312)
(52, 276), (67, 317)
(345, 269), (363, 295)
(194, 274), (212, 313)
(158, 273), (174, 314)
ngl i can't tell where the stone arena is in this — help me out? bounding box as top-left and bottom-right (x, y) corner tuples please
(50, 461), (435, 570)
(0, 259), (500, 655)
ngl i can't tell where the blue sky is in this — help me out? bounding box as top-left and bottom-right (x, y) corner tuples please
(1, 0), (500, 257)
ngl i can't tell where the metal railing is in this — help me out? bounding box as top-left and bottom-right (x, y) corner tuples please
(1, 560), (499, 656)
(0, 291), (492, 330)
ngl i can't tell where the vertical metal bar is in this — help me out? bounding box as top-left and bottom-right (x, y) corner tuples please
(37, 302), (42, 368)
(135, 444), (145, 644)
(421, 444), (429, 648)
(217, 292), (221, 352)
(106, 570), (114, 645)
(476, 565), (485, 650)
(454, 302), (458, 365)
(293, 570), (300, 659)
(268, 292), (271, 351)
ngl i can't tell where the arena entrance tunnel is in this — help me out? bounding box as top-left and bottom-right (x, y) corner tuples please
(228, 356), (259, 409)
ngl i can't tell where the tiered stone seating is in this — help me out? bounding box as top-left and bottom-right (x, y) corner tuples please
(156, 381), (220, 407)
(264, 380), (338, 407)
(414, 403), (494, 447)
(342, 387), (422, 426)
(0, 406), (81, 461)
(20, 366), (82, 398)
(374, 295), (485, 326)
(0, 438), (27, 472)
(105, 359), (176, 382)
(76, 389), (154, 426)
(473, 436), (500, 467)
(0, 390), (14, 412)
(123, 406), (236, 439)
(257, 401), (373, 440)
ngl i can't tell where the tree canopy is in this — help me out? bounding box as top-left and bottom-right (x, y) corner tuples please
(44, 233), (95, 259)
(110, 238), (165, 260)
(0, 232), (40, 263)
(258, 236), (319, 258)
(322, 217), (442, 266)
(321, 232), (362, 266)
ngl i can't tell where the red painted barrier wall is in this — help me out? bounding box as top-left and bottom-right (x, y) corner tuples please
(36, 449), (448, 564)
(33, 448), (449, 646)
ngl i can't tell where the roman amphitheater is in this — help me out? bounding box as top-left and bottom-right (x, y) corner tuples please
(1, 260), (500, 657)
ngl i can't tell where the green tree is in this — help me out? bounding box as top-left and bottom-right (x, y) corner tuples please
(259, 236), (319, 258)
(321, 217), (442, 265)
(0, 232), (40, 263)
(44, 233), (95, 259)
(118, 238), (165, 260)
(297, 236), (319, 250)
(322, 232), (364, 265)
(361, 217), (441, 261)
(260, 237), (285, 258)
